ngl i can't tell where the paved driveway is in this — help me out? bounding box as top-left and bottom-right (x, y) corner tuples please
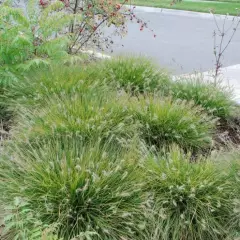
(110, 7), (240, 74)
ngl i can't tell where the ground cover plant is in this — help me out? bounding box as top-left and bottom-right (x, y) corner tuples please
(1, 64), (114, 112)
(11, 91), (140, 148)
(1, 58), (239, 239)
(0, 138), (148, 240)
(5, 64), (218, 151)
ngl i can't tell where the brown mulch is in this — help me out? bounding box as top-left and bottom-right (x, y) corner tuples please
(214, 117), (240, 149)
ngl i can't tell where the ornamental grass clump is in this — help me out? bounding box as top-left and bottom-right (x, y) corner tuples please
(2, 64), (113, 111)
(12, 91), (138, 146)
(0, 138), (147, 240)
(211, 149), (240, 233)
(170, 77), (234, 118)
(128, 96), (217, 150)
(99, 56), (171, 94)
(143, 146), (238, 240)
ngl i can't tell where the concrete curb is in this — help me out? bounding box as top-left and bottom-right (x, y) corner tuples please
(81, 50), (111, 59)
(127, 5), (238, 19)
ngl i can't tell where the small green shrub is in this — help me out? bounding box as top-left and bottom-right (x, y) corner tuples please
(99, 56), (171, 94)
(0, 1), (72, 125)
(0, 138), (147, 240)
(128, 96), (217, 150)
(143, 146), (237, 240)
(170, 77), (234, 118)
(1, 197), (61, 240)
(0, 1), (73, 80)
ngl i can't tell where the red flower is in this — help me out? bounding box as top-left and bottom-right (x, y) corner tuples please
(116, 4), (121, 10)
(39, 0), (48, 7)
(61, 0), (69, 7)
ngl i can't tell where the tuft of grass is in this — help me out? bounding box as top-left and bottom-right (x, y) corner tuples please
(128, 96), (217, 150)
(143, 146), (238, 240)
(12, 91), (139, 147)
(2, 64), (114, 110)
(0, 138), (147, 240)
(170, 77), (235, 118)
(99, 56), (171, 94)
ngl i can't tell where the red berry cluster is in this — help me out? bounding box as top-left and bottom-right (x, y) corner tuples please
(128, 5), (156, 38)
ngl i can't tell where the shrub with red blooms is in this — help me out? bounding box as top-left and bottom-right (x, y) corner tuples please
(38, 0), (156, 53)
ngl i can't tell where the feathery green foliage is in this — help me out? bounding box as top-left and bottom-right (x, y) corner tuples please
(1, 198), (60, 240)
(211, 150), (240, 233)
(0, 53), (239, 240)
(2, 64), (114, 110)
(0, 1), (71, 80)
(0, 0), (73, 124)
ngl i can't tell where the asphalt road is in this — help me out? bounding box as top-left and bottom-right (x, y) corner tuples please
(109, 7), (240, 74)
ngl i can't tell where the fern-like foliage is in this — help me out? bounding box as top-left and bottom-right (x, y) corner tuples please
(0, 0), (75, 83)
(0, 0), (78, 124)
(1, 197), (61, 240)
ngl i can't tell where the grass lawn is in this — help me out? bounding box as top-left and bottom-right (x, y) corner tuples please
(131, 0), (240, 16)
